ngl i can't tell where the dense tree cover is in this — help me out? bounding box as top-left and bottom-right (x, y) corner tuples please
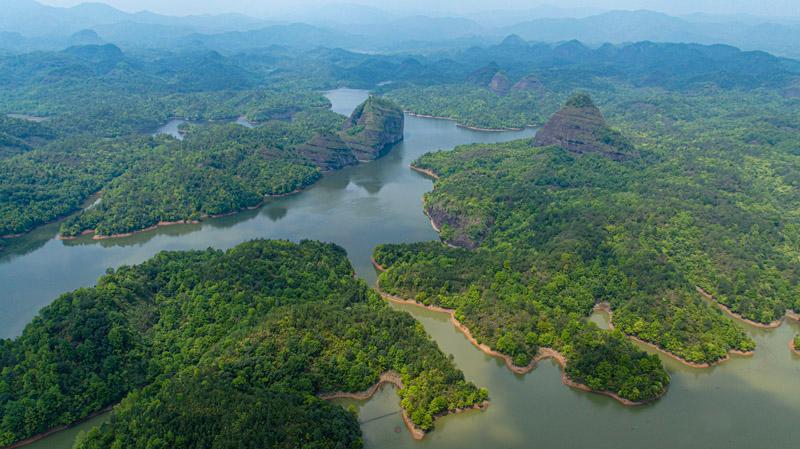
(0, 137), (158, 236)
(0, 240), (486, 447)
(0, 115), (55, 158)
(375, 242), (669, 402)
(376, 88), (800, 379)
(56, 97), (404, 238)
(0, 43), (343, 241)
(2, 87), (330, 140)
(58, 110), (344, 237)
(385, 84), (560, 130)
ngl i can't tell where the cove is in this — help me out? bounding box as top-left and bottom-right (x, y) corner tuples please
(153, 115), (256, 140)
(1, 89), (798, 449)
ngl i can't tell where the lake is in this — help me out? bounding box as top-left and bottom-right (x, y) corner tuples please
(2, 88), (798, 449)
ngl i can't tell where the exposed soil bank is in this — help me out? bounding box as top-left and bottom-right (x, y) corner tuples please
(409, 164), (440, 180)
(696, 287), (784, 328)
(404, 111), (526, 132)
(320, 370), (488, 440)
(4, 191), (104, 243)
(58, 189), (305, 241)
(374, 278), (655, 406)
(3, 405), (112, 449)
(594, 300), (753, 368)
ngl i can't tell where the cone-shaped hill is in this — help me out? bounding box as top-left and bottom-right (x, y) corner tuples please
(512, 74), (546, 93)
(489, 72), (512, 95)
(533, 93), (636, 160)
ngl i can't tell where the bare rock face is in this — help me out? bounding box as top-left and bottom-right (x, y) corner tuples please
(295, 133), (358, 171)
(426, 206), (488, 250)
(512, 74), (546, 93)
(297, 96), (404, 168)
(533, 93), (637, 160)
(489, 72), (512, 96)
(466, 62), (500, 86)
(339, 96), (404, 161)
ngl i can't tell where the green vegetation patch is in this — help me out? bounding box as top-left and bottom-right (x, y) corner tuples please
(0, 240), (485, 447)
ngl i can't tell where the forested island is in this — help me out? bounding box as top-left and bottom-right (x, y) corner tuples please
(0, 240), (486, 448)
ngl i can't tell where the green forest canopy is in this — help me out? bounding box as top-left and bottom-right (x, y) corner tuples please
(0, 240), (486, 448)
(374, 89), (800, 392)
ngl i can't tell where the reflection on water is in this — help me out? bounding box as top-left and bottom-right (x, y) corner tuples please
(235, 116), (256, 128)
(153, 118), (187, 140)
(6, 113), (49, 122)
(2, 89), (799, 449)
(153, 116), (255, 140)
(22, 414), (109, 449)
(0, 88), (536, 338)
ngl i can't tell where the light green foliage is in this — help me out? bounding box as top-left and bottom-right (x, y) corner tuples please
(0, 240), (485, 447)
(385, 84), (562, 130)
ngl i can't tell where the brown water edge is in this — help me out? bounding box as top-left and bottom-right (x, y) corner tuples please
(2, 192), (103, 242)
(58, 190), (304, 241)
(378, 290), (654, 406)
(372, 259), (654, 406)
(2, 405), (113, 449)
(592, 302), (754, 369)
(401, 174), (749, 370)
(696, 287), (785, 328)
(319, 371), (488, 440)
(408, 164), (440, 180)
(403, 112), (527, 132)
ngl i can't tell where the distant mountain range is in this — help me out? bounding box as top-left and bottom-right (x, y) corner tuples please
(1, 0), (799, 59)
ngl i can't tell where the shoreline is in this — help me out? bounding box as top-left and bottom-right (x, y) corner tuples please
(696, 287), (783, 329)
(593, 301), (754, 368)
(2, 190), (104, 242)
(370, 269), (653, 406)
(58, 189), (306, 241)
(790, 339), (800, 356)
(3, 405), (113, 449)
(319, 370), (488, 440)
(409, 164), (440, 180)
(404, 111), (526, 132)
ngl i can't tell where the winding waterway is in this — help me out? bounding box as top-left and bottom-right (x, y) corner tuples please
(2, 89), (798, 449)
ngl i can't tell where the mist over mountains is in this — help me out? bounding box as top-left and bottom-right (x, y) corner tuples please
(2, 0), (800, 58)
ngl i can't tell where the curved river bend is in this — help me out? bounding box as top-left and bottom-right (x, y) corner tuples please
(1, 89), (798, 449)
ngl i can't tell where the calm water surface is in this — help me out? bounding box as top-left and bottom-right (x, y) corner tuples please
(2, 89), (798, 449)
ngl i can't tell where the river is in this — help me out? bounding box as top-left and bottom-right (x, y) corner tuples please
(2, 88), (798, 449)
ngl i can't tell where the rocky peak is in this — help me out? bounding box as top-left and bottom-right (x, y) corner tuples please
(297, 96), (404, 169)
(533, 93), (636, 160)
(512, 74), (546, 93)
(489, 72), (512, 96)
(466, 62), (500, 86)
(339, 96), (404, 161)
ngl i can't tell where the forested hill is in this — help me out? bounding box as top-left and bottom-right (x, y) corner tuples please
(0, 42), (405, 241)
(376, 91), (800, 381)
(0, 240), (486, 447)
(54, 97), (403, 239)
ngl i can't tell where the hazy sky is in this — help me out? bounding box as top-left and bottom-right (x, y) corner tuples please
(37, 0), (800, 18)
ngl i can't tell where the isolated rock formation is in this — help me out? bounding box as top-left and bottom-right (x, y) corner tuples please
(339, 96), (404, 160)
(533, 93), (636, 160)
(489, 72), (512, 95)
(295, 133), (358, 170)
(512, 74), (546, 93)
(298, 96), (404, 167)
